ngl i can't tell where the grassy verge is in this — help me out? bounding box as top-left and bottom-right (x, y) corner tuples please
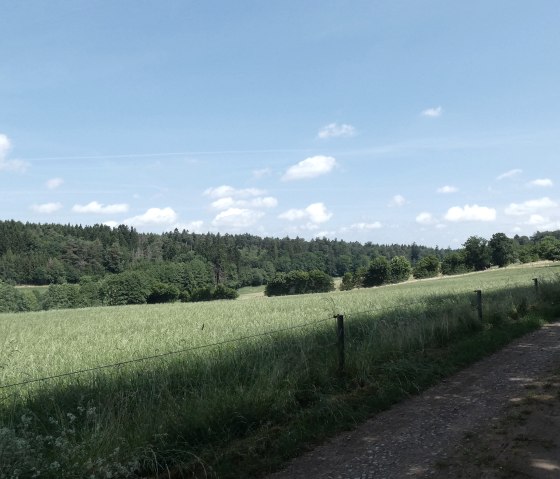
(1, 273), (559, 478)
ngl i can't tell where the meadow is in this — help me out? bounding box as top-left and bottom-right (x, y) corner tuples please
(1, 262), (560, 478)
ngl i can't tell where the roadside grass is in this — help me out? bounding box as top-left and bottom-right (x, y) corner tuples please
(0, 263), (559, 478)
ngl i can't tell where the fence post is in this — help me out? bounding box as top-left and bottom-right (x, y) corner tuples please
(474, 290), (483, 322)
(335, 314), (345, 373)
(533, 278), (539, 297)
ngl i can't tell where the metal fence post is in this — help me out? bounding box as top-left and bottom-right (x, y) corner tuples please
(335, 314), (345, 373)
(474, 290), (482, 322)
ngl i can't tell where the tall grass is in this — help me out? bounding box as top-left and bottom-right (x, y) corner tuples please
(1, 264), (559, 478)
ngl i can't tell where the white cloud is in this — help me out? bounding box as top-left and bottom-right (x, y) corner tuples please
(529, 178), (554, 188)
(436, 185), (458, 194)
(252, 168), (272, 179)
(0, 134), (29, 173)
(497, 169), (522, 180)
(204, 185), (265, 199)
(317, 123), (356, 139)
(210, 196), (278, 211)
(348, 222), (382, 230)
(124, 207), (178, 226)
(31, 202), (63, 214)
(389, 194), (406, 207)
(416, 212), (437, 225)
(421, 106), (443, 118)
(46, 177), (64, 190)
(174, 220), (205, 232)
(282, 155), (337, 181)
(104, 221), (119, 228)
(72, 201), (130, 214)
(279, 202), (332, 225)
(527, 214), (548, 225)
(444, 204), (497, 222)
(504, 197), (558, 216)
(212, 208), (264, 228)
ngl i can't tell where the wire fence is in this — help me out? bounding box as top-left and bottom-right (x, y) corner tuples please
(0, 278), (544, 392)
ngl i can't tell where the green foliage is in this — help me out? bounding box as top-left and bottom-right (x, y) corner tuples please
(463, 236), (491, 271)
(340, 272), (355, 291)
(441, 251), (470, 275)
(101, 271), (152, 306)
(489, 232), (515, 267)
(388, 256), (412, 283)
(190, 286), (215, 302)
(41, 284), (81, 310)
(412, 255), (440, 279)
(213, 284), (239, 300)
(147, 282), (180, 304)
(537, 235), (560, 261)
(0, 282), (30, 313)
(265, 270), (334, 296)
(363, 256), (389, 287)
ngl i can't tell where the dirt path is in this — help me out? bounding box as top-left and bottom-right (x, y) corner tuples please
(267, 322), (560, 479)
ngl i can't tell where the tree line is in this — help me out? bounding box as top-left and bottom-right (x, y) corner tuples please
(0, 220), (559, 312)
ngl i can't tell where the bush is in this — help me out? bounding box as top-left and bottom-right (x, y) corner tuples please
(212, 284), (239, 300)
(41, 284), (81, 310)
(101, 271), (152, 306)
(388, 256), (412, 283)
(441, 252), (469, 275)
(190, 286), (214, 302)
(413, 255), (440, 279)
(265, 270), (334, 296)
(0, 282), (30, 313)
(147, 282), (180, 304)
(363, 257), (389, 287)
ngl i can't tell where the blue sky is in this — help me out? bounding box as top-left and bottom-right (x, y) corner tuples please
(1, 1), (559, 247)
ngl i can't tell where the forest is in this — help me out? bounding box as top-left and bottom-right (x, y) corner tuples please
(0, 220), (559, 312)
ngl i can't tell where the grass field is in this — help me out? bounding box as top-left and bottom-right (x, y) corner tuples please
(1, 262), (560, 478)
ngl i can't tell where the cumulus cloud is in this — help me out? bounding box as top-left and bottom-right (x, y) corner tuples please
(348, 222), (382, 230)
(72, 201), (129, 214)
(0, 134), (29, 173)
(497, 169), (522, 180)
(204, 185), (265, 199)
(317, 123), (356, 139)
(444, 204), (497, 222)
(31, 202), (63, 214)
(46, 177), (64, 189)
(124, 207), (178, 226)
(504, 197), (558, 216)
(210, 196), (277, 210)
(416, 212), (437, 225)
(529, 178), (554, 188)
(282, 156), (337, 181)
(421, 106), (443, 118)
(436, 185), (458, 194)
(389, 194), (406, 207)
(279, 202), (332, 225)
(212, 208), (264, 228)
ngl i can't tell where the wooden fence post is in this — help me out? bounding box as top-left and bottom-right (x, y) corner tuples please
(533, 278), (539, 297)
(335, 314), (345, 373)
(474, 290), (483, 322)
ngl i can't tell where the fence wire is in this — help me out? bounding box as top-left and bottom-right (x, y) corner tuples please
(0, 316), (332, 391)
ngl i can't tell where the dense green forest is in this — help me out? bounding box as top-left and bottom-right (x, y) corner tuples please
(0, 220), (559, 312)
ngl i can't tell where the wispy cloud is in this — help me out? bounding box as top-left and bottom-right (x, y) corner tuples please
(204, 185), (265, 199)
(282, 156), (337, 181)
(72, 201), (129, 214)
(436, 185), (458, 194)
(444, 204), (496, 222)
(416, 212), (437, 225)
(212, 208), (264, 228)
(0, 133), (30, 173)
(421, 106), (443, 118)
(497, 169), (522, 180)
(528, 178), (553, 188)
(210, 196), (278, 210)
(505, 197), (558, 216)
(252, 168), (272, 179)
(317, 123), (356, 139)
(31, 202), (63, 214)
(46, 177), (64, 190)
(345, 222), (382, 231)
(389, 194), (407, 207)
